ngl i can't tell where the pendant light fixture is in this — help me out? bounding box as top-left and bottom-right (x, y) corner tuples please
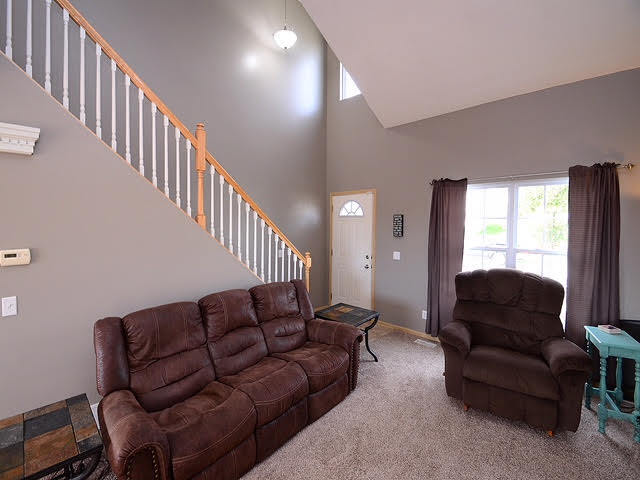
(274, 0), (297, 50)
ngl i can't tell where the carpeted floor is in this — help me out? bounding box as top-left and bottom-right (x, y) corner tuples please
(92, 324), (640, 479)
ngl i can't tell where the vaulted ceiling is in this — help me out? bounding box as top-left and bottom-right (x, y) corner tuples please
(300, 0), (640, 128)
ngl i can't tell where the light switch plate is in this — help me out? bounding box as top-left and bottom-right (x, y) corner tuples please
(421, 310), (427, 320)
(393, 251), (401, 261)
(2, 296), (17, 317)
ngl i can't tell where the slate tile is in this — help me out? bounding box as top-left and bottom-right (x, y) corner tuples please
(0, 442), (23, 473)
(24, 408), (70, 441)
(0, 415), (22, 431)
(0, 423), (23, 449)
(65, 395), (87, 407)
(23, 401), (66, 421)
(24, 426), (77, 476)
(68, 403), (96, 443)
(77, 433), (102, 454)
(0, 465), (23, 480)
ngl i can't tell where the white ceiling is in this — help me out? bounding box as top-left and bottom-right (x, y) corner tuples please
(300, 0), (640, 128)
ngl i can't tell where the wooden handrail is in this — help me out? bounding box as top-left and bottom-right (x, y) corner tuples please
(54, 0), (197, 147)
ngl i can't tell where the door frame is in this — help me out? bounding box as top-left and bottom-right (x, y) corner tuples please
(329, 189), (377, 308)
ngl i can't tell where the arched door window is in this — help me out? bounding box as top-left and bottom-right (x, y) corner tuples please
(339, 200), (364, 217)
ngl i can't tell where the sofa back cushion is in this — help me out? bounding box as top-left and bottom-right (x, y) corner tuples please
(198, 289), (268, 377)
(122, 302), (215, 412)
(453, 269), (564, 355)
(249, 281), (308, 353)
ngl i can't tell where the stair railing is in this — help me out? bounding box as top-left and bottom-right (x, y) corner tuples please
(2, 0), (312, 290)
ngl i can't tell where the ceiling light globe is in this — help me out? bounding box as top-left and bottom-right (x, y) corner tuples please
(274, 28), (297, 50)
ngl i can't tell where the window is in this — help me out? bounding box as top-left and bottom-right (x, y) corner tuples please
(339, 200), (364, 217)
(339, 63), (361, 100)
(462, 177), (569, 304)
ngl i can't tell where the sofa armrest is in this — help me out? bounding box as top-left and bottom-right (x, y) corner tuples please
(541, 337), (592, 378)
(98, 390), (171, 480)
(438, 321), (472, 357)
(307, 318), (363, 391)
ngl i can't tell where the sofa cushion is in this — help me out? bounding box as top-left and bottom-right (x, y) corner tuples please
(151, 381), (256, 480)
(122, 302), (215, 412)
(274, 342), (349, 393)
(463, 345), (560, 401)
(218, 357), (309, 426)
(199, 290), (268, 377)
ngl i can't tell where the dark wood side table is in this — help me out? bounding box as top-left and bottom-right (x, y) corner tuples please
(316, 303), (380, 362)
(0, 394), (102, 480)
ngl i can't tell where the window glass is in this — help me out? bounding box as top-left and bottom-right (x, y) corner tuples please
(340, 63), (361, 100)
(339, 200), (364, 217)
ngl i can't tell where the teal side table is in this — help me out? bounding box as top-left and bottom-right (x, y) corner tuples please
(584, 326), (640, 443)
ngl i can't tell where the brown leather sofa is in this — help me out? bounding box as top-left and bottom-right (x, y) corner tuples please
(94, 280), (362, 480)
(439, 269), (592, 434)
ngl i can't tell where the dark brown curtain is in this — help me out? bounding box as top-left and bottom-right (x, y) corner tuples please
(427, 178), (467, 336)
(566, 163), (620, 347)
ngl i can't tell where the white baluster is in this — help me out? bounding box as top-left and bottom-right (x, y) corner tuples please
(281, 240), (285, 282)
(138, 88), (144, 175)
(26, 0), (32, 77)
(219, 175), (225, 245)
(267, 227), (273, 283)
(228, 185), (234, 253)
(186, 141), (192, 216)
(5, 0), (12, 60)
(44, 0), (51, 93)
(245, 203), (250, 266)
(110, 60), (117, 150)
(209, 164), (215, 236)
(95, 45), (102, 137)
(124, 75), (131, 162)
(163, 115), (169, 195)
(260, 219), (265, 281)
(237, 195), (242, 260)
(79, 28), (86, 124)
(62, 10), (69, 109)
(175, 127), (181, 208)
(286, 248), (291, 281)
(151, 104), (157, 186)
(299, 259), (303, 280)
(274, 234), (279, 282)
(253, 211), (258, 275)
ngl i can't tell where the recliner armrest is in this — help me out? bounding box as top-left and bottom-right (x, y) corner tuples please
(307, 318), (363, 354)
(438, 321), (472, 357)
(99, 390), (171, 480)
(541, 337), (592, 378)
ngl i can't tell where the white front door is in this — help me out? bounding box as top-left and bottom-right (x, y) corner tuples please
(331, 191), (375, 309)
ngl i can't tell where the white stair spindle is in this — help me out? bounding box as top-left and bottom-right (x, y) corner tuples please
(26, 0), (32, 77)
(274, 234), (279, 282)
(137, 88), (144, 175)
(110, 60), (117, 150)
(245, 203), (250, 266)
(260, 219), (265, 281)
(236, 195), (242, 260)
(287, 248), (291, 281)
(5, 0), (12, 60)
(228, 185), (234, 253)
(219, 175), (225, 245)
(267, 227), (273, 283)
(124, 75), (131, 162)
(175, 127), (181, 208)
(253, 211), (258, 275)
(163, 115), (169, 195)
(151, 104), (157, 186)
(299, 259), (303, 280)
(79, 28), (86, 124)
(44, 0), (51, 92)
(62, 10), (69, 109)
(95, 45), (102, 138)
(186, 141), (192, 216)
(209, 165), (215, 236)
(281, 241), (285, 282)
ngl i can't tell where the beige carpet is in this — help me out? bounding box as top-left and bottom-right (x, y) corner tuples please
(93, 324), (640, 479)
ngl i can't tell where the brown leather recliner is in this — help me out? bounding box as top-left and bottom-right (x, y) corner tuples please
(94, 280), (362, 480)
(439, 269), (592, 434)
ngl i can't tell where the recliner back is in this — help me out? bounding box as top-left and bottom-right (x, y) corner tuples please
(198, 289), (268, 378)
(121, 302), (215, 412)
(453, 269), (564, 355)
(249, 280), (312, 353)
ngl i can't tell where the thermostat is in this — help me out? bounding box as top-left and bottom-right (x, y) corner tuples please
(0, 249), (31, 267)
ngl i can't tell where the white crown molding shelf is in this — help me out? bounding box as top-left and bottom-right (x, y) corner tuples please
(0, 122), (41, 155)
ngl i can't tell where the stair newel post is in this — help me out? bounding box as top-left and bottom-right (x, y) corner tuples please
(195, 123), (207, 229)
(305, 252), (312, 293)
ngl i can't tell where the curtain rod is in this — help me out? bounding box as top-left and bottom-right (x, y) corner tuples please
(428, 163), (634, 186)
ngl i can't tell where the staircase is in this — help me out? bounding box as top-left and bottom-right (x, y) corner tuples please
(0, 0), (312, 289)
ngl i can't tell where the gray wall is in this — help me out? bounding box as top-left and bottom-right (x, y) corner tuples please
(0, 55), (267, 418)
(326, 49), (640, 332)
